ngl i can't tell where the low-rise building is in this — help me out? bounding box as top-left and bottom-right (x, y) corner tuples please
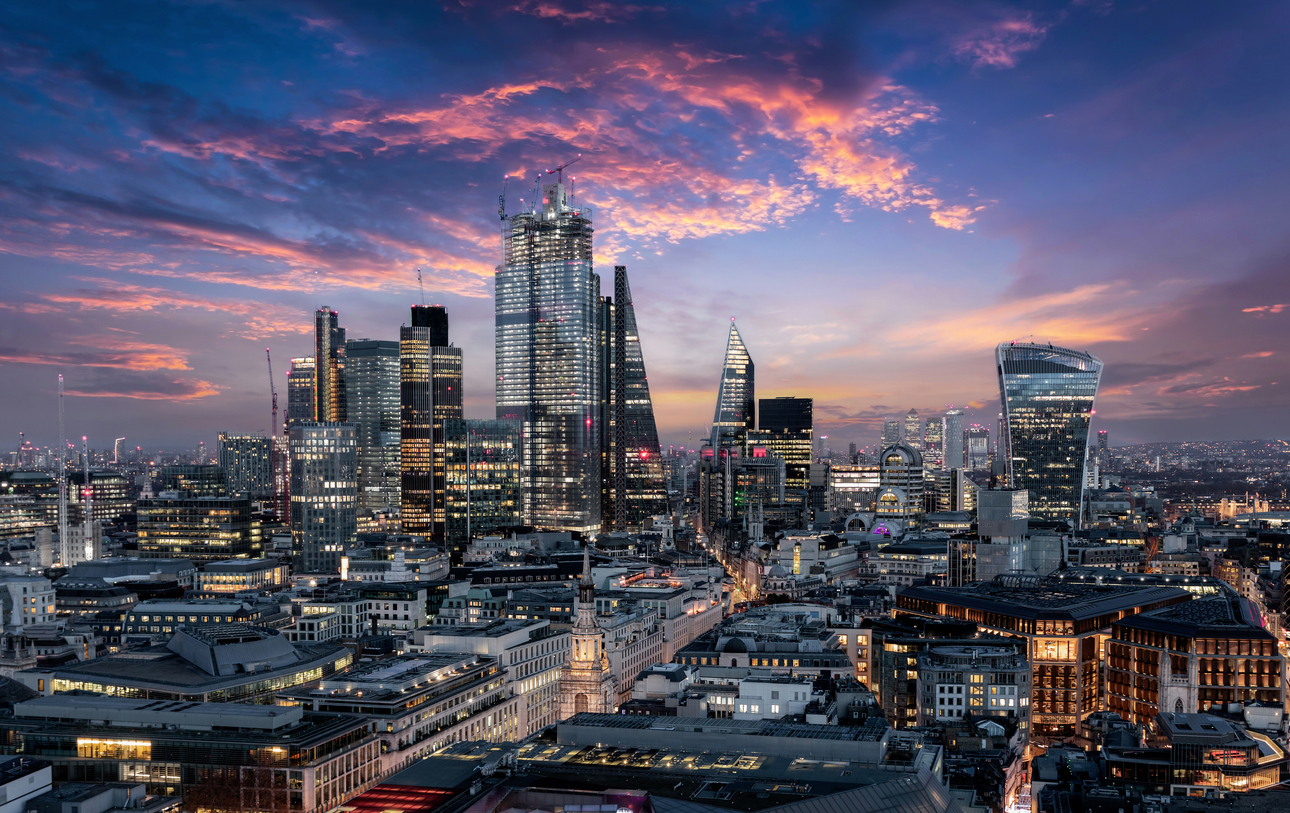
(0, 756), (52, 813)
(283, 608), (341, 644)
(194, 559), (289, 594)
(279, 654), (519, 774)
(120, 599), (262, 640)
(15, 624), (352, 703)
(1107, 593), (1284, 723)
(915, 644), (1030, 734)
(0, 694), (380, 812)
(0, 576), (55, 630)
(733, 674), (823, 721)
(602, 610), (666, 707)
(1103, 712), (1285, 795)
(866, 539), (948, 586)
(351, 583), (428, 635)
(408, 619), (570, 736)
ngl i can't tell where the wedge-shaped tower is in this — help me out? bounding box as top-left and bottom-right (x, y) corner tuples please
(602, 265), (667, 531)
(710, 320), (755, 449)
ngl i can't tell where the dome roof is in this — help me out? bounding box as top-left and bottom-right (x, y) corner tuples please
(721, 637), (748, 653)
(767, 564), (789, 578)
(880, 441), (923, 469)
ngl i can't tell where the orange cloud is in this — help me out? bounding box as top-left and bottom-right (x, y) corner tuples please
(1242, 304), (1287, 314)
(954, 16), (1051, 69)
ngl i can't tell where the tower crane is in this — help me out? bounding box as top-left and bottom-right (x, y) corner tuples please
(546, 154), (581, 184)
(416, 268), (426, 307)
(498, 175), (509, 221)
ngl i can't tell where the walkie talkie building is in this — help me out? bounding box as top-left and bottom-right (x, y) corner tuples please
(996, 342), (1103, 523)
(496, 179), (602, 534)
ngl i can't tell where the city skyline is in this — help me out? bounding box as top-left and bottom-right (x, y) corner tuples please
(2, 1), (1288, 450)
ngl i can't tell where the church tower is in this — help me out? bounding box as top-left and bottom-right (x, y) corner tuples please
(559, 542), (616, 717)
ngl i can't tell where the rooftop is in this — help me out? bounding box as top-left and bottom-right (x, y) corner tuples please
(901, 575), (1190, 620)
(1117, 594), (1275, 639)
(15, 694), (303, 731)
(203, 559), (285, 572)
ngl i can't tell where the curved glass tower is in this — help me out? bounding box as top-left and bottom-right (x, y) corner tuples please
(996, 342), (1103, 523)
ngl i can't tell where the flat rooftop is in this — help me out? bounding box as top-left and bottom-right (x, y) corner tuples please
(203, 559), (285, 572)
(901, 577), (1190, 620)
(15, 695), (303, 730)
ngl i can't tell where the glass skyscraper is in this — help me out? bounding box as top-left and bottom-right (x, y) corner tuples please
(286, 356), (316, 427)
(711, 320), (754, 449)
(444, 418), (522, 544)
(996, 341), (1103, 523)
(496, 179), (602, 535)
(345, 339), (401, 515)
(749, 396), (812, 491)
(942, 409), (965, 471)
(401, 306), (462, 544)
(289, 422), (357, 574)
(601, 265), (667, 532)
(966, 425), (990, 469)
(216, 433), (272, 498)
(903, 409), (922, 450)
(314, 307), (346, 423)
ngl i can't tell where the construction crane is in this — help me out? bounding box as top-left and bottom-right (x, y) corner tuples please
(416, 268), (426, 307)
(498, 175), (509, 221)
(546, 154), (581, 184)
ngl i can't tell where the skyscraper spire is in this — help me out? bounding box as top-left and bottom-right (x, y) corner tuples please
(711, 319), (755, 449)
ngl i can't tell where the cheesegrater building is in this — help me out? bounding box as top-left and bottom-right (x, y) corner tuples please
(996, 342), (1103, 523)
(601, 265), (667, 532)
(496, 178), (602, 535)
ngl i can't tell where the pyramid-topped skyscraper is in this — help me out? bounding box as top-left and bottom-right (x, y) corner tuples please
(711, 320), (755, 449)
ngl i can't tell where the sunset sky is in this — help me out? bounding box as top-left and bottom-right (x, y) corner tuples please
(2, 0), (1287, 451)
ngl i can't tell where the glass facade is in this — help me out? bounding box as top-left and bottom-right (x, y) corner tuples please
(711, 321), (754, 449)
(752, 397), (813, 490)
(966, 426), (990, 469)
(996, 342), (1103, 523)
(601, 265), (667, 531)
(218, 433), (273, 498)
(287, 357), (317, 426)
(344, 339), (401, 515)
(136, 495), (256, 562)
(942, 409), (964, 471)
(314, 307), (346, 424)
(903, 409), (922, 450)
(400, 307), (462, 541)
(496, 181), (601, 534)
(289, 423), (357, 574)
(444, 418), (521, 548)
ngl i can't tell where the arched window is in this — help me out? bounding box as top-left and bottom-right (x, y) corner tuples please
(1174, 699), (1184, 714)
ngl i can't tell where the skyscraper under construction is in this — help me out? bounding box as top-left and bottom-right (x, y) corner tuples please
(496, 177), (602, 535)
(601, 265), (667, 531)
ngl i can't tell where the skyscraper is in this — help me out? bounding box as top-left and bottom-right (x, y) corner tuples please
(289, 422), (357, 574)
(286, 357), (316, 427)
(904, 409), (922, 450)
(711, 320), (755, 451)
(444, 418), (522, 544)
(923, 418), (943, 468)
(345, 339), (401, 515)
(496, 178), (601, 535)
(881, 418), (901, 449)
(750, 397), (812, 491)
(966, 425), (990, 469)
(996, 342), (1103, 523)
(942, 409), (965, 471)
(314, 307), (346, 423)
(601, 265), (667, 531)
(217, 433), (272, 498)
(401, 306), (463, 544)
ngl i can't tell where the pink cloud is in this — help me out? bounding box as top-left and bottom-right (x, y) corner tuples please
(953, 15), (1051, 69)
